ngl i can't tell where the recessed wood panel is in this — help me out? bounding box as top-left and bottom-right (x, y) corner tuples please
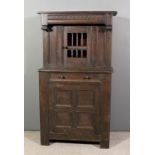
(55, 112), (72, 127)
(55, 90), (72, 106)
(77, 112), (93, 129)
(78, 90), (94, 106)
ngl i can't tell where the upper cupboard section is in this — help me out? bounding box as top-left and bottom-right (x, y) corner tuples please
(43, 26), (112, 68)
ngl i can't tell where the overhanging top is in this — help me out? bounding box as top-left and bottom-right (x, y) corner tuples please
(38, 11), (117, 26)
(38, 11), (117, 16)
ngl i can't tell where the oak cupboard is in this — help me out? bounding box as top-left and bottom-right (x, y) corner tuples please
(38, 11), (117, 148)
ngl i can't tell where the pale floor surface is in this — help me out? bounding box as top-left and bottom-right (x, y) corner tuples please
(24, 131), (130, 155)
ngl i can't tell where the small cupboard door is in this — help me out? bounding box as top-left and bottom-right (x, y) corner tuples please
(48, 79), (102, 139)
(63, 26), (91, 67)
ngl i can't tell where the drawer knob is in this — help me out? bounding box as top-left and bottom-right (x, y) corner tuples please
(58, 75), (66, 79)
(83, 76), (91, 80)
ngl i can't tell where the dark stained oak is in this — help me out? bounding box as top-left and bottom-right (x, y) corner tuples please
(38, 11), (117, 148)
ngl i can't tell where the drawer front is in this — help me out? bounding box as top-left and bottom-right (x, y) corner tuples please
(49, 72), (105, 81)
(48, 79), (102, 139)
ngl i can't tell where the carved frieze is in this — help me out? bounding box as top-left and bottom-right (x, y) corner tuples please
(38, 12), (117, 26)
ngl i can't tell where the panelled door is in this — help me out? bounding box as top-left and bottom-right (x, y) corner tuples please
(48, 79), (102, 140)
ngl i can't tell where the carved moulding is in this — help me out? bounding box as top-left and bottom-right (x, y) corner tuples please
(41, 25), (53, 32)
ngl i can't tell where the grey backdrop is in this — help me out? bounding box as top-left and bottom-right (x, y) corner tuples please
(24, 0), (130, 131)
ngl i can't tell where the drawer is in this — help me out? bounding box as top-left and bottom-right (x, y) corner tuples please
(49, 73), (105, 81)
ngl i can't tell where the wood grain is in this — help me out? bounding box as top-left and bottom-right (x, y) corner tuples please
(38, 11), (117, 148)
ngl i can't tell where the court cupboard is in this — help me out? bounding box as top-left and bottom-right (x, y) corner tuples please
(38, 11), (117, 148)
